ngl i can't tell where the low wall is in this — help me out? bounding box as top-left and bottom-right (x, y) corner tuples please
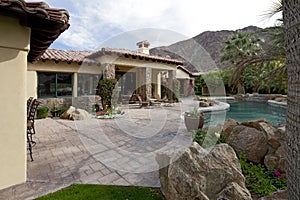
(38, 96), (101, 113)
(268, 100), (287, 109)
(235, 94), (287, 105)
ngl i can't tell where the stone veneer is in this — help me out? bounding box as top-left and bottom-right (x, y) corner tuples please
(103, 63), (115, 79)
(38, 96), (101, 113)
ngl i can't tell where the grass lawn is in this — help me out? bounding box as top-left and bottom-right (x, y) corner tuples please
(35, 184), (165, 200)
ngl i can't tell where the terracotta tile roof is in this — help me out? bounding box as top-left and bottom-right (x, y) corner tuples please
(0, 0), (70, 62)
(40, 48), (184, 66)
(88, 48), (184, 65)
(41, 49), (97, 65)
(177, 65), (202, 76)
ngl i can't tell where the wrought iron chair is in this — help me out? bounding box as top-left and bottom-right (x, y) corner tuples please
(27, 97), (34, 116)
(137, 95), (150, 107)
(27, 98), (40, 161)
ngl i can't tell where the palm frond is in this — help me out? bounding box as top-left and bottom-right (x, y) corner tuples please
(260, 0), (282, 22)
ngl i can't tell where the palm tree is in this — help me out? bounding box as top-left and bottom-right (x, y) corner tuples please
(221, 31), (263, 94)
(283, 0), (300, 199)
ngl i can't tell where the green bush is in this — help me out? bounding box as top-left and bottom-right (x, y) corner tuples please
(93, 104), (100, 112)
(238, 154), (287, 197)
(57, 107), (68, 117)
(193, 128), (226, 148)
(37, 107), (49, 119)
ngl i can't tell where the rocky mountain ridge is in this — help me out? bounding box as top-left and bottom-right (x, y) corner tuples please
(150, 26), (269, 73)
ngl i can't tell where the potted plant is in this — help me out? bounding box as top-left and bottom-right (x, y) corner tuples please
(184, 107), (205, 131)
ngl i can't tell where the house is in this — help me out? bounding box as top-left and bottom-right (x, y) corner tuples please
(0, 0), (69, 190)
(28, 41), (187, 110)
(176, 65), (201, 96)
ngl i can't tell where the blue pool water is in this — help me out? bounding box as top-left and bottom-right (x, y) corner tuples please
(206, 100), (286, 126)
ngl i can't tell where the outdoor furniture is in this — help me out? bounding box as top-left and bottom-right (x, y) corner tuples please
(27, 97), (34, 117)
(27, 98), (40, 161)
(137, 95), (150, 107)
(149, 98), (161, 106)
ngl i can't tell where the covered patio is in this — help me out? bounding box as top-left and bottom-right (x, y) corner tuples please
(86, 44), (183, 102)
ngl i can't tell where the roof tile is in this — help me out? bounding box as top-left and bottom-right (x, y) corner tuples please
(0, 0), (70, 62)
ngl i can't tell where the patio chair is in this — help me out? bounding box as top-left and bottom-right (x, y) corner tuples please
(137, 95), (150, 107)
(27, 98), (40, 161)
(149, 94), (162, 106)
(27, 97), (34, 117)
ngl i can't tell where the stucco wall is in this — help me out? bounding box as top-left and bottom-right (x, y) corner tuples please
(176, 68), (190, 79)
(0, 15), (29, 189)
(27, 71), (37, 98)
(97, 55), (177, 71)
(28, 60), (103, 74)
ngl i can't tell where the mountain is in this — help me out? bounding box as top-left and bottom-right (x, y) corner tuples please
(150, 26), (268, 73)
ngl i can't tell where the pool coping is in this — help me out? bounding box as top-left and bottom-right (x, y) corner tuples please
(198, 100), (230, 113)
(267, 100), (287, 109)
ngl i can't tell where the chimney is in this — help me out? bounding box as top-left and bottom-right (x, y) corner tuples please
(136, 40), (150, 54)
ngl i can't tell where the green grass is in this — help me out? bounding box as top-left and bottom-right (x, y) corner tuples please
(35, 184), (165, 200)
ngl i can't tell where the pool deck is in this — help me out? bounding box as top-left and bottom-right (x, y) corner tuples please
(0, 100), (194, 200)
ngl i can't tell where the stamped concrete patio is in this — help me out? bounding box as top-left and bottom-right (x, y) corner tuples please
(0, 101), (196, 200)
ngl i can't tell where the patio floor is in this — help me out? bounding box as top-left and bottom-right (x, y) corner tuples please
(0, 101), (195, 200)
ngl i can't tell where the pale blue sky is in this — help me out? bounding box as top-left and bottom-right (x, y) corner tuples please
(37, 0), (281, 50)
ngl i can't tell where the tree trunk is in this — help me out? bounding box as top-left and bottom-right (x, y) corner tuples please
(237, 78), (245, 94)
(283, 1), (300, 199)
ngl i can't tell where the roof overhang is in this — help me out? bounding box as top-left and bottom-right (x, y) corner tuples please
(177, 65), (202, 77)
(0, 0), (70, 62)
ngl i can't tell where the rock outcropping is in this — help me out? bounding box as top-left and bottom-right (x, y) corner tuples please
(156, 142), (252, 200)
(223, 119), (286, 172)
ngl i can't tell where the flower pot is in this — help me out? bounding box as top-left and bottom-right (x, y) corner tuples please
(184, 116), (204, 131)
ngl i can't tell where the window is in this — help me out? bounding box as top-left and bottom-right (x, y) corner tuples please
(116, 72), (136, 95)
(38, 72), (73, 98)
(77, 74), (102, 96)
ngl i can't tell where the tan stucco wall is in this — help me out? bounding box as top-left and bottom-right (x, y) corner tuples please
(0, 15), (30, 189)
(176, 68), (191, 79)
(28, 60), (103, 74)
(27, 71), (37, 98)
(98, 55), (177, 71)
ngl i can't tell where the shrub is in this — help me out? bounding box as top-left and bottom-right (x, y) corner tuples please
(238, 154), (287, 197)
(193, 128), (226, 148)
(93, 104), (100, 112)
(97, 79), (117, 108)
(37, 107), (49, 119)
(57, 107), (68, 117)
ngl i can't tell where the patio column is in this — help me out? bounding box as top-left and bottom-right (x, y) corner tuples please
(152, 70), (161, 98)
(167, 70), (176, 100)
(73, 72), (78, 97)
(184, 79), (190, 96)
(102, 63), (115, 79)
(145, 67), (152, 100)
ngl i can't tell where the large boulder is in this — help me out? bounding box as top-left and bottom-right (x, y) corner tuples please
(258, 122), (280, 149)
(224, 119), (286, 172)
(60, 106), (91, 120)
(264, 145), (286, 172)
(156, 142), (252, 200)
(222, 119), (239, 137)
(227, 125), (268, 163)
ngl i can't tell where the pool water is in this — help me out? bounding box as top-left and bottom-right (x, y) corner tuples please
(205, 100), (286, 127)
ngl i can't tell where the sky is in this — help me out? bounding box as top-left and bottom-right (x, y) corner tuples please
(37, 0), (282, 50)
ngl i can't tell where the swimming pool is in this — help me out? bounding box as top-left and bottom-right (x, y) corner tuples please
(205, 100), (286, 127)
